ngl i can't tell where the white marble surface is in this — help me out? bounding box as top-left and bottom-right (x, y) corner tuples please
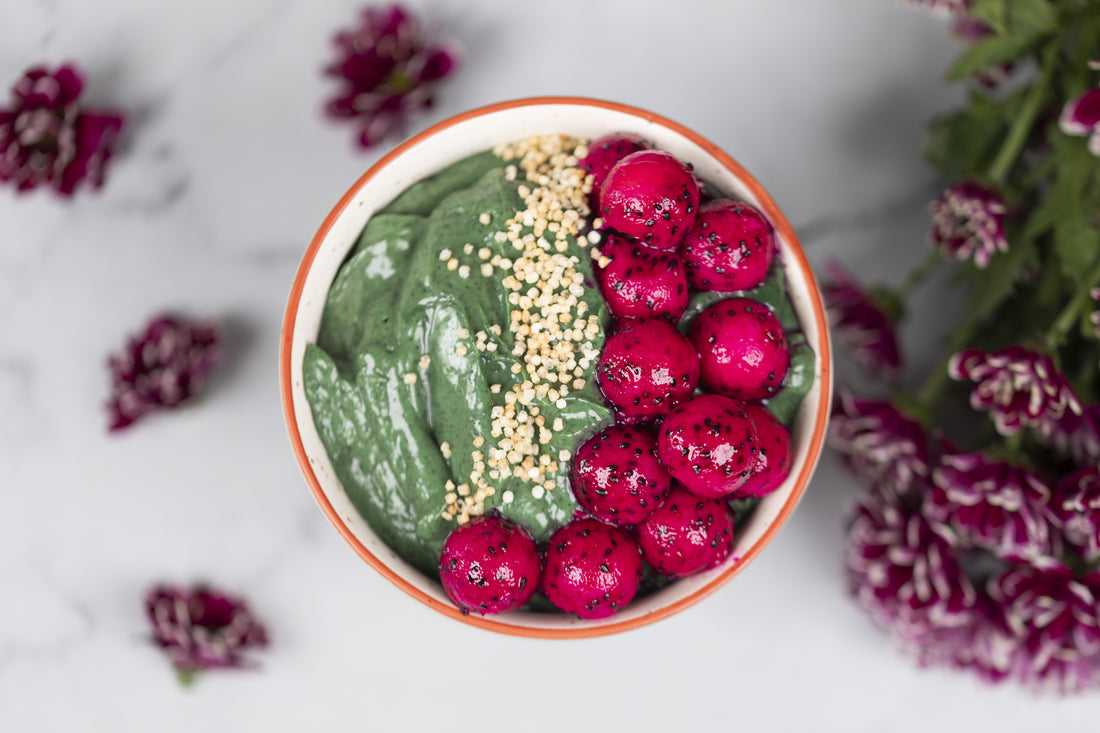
(2, 0), (1099, 730)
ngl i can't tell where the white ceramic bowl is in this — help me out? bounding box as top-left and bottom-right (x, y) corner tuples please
(281, 97), (833, 637)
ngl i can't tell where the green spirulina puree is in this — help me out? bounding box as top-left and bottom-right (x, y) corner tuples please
(302, 148), (814, 581)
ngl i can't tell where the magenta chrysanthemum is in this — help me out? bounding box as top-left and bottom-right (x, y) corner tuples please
(822, 260), (902, 379)
(107, 315), (221, 431)
(1060, 61), (1100, 157)
(1050, 467), (1100, 561)
(829, 391), (930, 496)
(904, 0), (971, 16)
(0, 63), (123, 196)
(928, 181), (1008, 268)
(145, 584), (268, 682)
(324, 4), (459, 148)
(847, 486), (979, 663)
(948, 345), (1081, 435)
(987, 565), (1100, 693)
(926, 452), (1054, 562)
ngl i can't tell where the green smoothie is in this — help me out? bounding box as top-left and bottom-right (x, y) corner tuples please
(302, 136), (813, 579)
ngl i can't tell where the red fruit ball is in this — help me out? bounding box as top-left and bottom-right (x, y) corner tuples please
(439, 514), (541, 615)
(596, 319), (700, 423)
(579, 133), (651, 207)
(542, 518), (643, 619)
(593, 233), (689, 322)
(688, 298), (790, 400)
(656, 394), (759, 498)
(571, 423), (671, 526)
(635, 485), (736, 577)
(681, 199), (776, 292)
(735, 404), (792, 498)
(599, 150), (699, 251)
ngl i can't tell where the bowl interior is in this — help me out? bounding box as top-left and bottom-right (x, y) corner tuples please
(282, 98), (832, 637)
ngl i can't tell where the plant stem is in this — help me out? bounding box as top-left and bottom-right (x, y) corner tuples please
(986, 43), (1058, 187)
(897, 249), (943, 299)
(1047, 256), (1100, 349)
(915, 320), (980, 411)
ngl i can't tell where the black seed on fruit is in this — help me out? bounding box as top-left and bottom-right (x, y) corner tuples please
(600, 563), (610, 572)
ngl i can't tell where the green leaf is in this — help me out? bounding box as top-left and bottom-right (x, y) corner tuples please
(964, 234), (1038, 324)
(947, 34), (1042, 80)
(1054, 217), (1100, 287)
(925, 92), (1014, 178)
(969, 0), (1057, 38)
(968, 0), (1008, 35)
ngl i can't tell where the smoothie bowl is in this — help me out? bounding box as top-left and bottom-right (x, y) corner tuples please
(281, 97), (832, 637)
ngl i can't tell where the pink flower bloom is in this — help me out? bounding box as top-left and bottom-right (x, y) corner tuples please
(929, 181), (1008, 268)
(925, 452), (1055, 562)
(822, 260), (902, 379)
(0, 64), (123, 196)
(1050, 467), (1100, 561)
(829, 391), (930, 496)
(1060, 61), (1100, 157)
(145, 584), (269, 683)
(987, 564), (1100, 693)
(948, 345), (1081, 435)
(107, 315), (221, 431)
(904, 0), (971, 16)
(846, 485), (979, 663)
(324, 4), (459, 148)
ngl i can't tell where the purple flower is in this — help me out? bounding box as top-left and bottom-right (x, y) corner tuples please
(987, 564), (1100, 693)
(1060, 61), (1100, 157)
(107, 315), (221, 431)
(1041, 404), (1100, 466)
(324, 4), (459, 148)
(829, 391), (930, 497)
(904, 0), (971, 16)
(145, 584), (269, 684)
(928, 181), (1008, 268)
(822, 260), (903, 379)
(925, 452), (1055, 562)
(1050, 467), (1100, 561)
(0, 63), (123, 196)
(948, 345), (1081, 435)
(846, 485), (979, 663)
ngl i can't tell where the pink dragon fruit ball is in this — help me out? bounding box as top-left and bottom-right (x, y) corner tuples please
(593, 232), (690, 322)
(439, 514), (541, 615)
(657, 394), (760, 498)
(598, 149), (699, 252)
(634, 485), (737, 577)
(688, 297), (790, 401)
(579, 132), (651, 207)
(735, 404), (792, 498)
(681, 199), (776, 292)
(541, 517), (643, 619)
(595, 319), (700, 423)
(571, 423), (671, 526)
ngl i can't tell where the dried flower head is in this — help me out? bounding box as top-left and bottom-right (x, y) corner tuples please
(145, 584), (269, 684)
(846, 485), (979, 663)
(0, 63), (123, 196)
(948, 345), (1081, 435)
(822, 260), (903, 379)
(1060, 61), (1100, 157)
(928, 181), (1009, 268)
(926, 452), (1055, 563)
(1050, 467), (1100, 561)
(987, 565), (1100, 693)
(829, 391), (930, 497)
(107, 315), (222, 431)
(324, 4), (459, 148)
